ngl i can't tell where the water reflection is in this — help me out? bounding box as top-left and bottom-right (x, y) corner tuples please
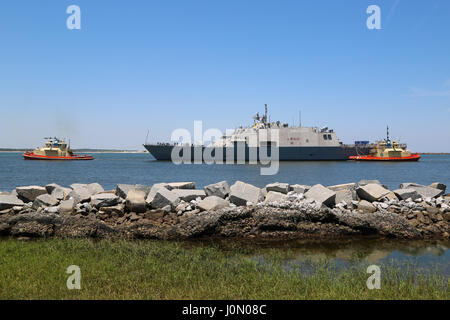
(191, 238), (450, 276)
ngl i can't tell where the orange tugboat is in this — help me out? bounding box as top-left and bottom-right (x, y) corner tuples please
(349, 127), (420, 162)
(23, 137), (94, 160)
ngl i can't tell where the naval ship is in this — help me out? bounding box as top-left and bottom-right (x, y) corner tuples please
(144, 104), (374, 161)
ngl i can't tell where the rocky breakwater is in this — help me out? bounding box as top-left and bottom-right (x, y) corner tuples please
(0, 180), (448, 240)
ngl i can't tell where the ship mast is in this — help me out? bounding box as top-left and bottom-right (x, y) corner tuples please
(264, 104), (268, 124)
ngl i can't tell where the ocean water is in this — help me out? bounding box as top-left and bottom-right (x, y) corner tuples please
(0, 152), (448, 192)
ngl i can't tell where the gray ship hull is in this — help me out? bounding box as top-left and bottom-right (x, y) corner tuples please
(143, 144), (371, 161)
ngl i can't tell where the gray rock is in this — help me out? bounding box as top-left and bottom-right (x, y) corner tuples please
(197, 196), (230, 211)
(115, 184), (135, 199)
(171, 189), (206, 202)
(393, 188), (421, 201)
(264, 191), (288, 203)
(229, 181), (262, 206)
(15, 186), (47, 202)
(356, 183), (391, 202)
(167, 182), (196, 190)
(289, 184), (311, 194)
(328, 183), (356, 192)
(135, 184), (152, 197)
(265, 182), (290, 194)
(87, 183), (104, 195)
(335, 189), (355, 205)
(429, 182), (446, 193)
(91, 193), (120, 209)
(407, 186), (444, 199)
(146, 187), (180, 209)
(399, 182), (424, 189)
(45, 183), (61, 194)
(59, 198), (75, 214)
(0, 195), (24, 210)
(260, 187), (267, 197)
(44, 206), (60, 214)
(70, 183), (88, 189)
(32, 194), (59, 210)
(68, 185), (91, 203)
(45, 184), (71, 200)
(204, 181), (230, 198)
(358, 200), (377, 213)
(304, 184), (336, 207)
(125, 190), (147, 213)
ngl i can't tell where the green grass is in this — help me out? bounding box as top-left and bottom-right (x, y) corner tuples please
(0, 238), (448, 299)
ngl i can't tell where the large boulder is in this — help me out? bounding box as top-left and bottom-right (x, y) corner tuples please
(45, 183), (71, 200)
(32, 194), (59, 210)
(304, 184), (336, 207)
(125, 190), (147, 213)
(229, 181), (262, 206)
(135, 184), (152, 197)
(68, 185), (91, 203)
(146, 187), (180, 209)
(399, 182), (423, 189)
(204, 181), (230, 198)
(412, 186), (444, 199)
(197, 196), (230, 211)
(15, 186), (47, 202)
(87, 183), (104, 195)
(171, 189), (206, 202)
(70, 183), (88, 189)
(335, 189), (356, 205)
(393, 188), (421, 201)
(429, 182), (446, 193)
(59, 198), (75, 214)
(167, 182), (196, 190)
(115, 184), (135, 199)
(400, 184), (444, 199)
(356, 183), (391, 202)
(289, 184), (311, 194)
(358, 200), (376, 213)
(91, 193), (120, 209)
(45, 183), (61, 194)
(328, 183), (356, 192)
(328, 183), (356, 205)
(265, 182), (290, 194)
(0, 195), (24, 210)
(264, 191), (288, 203)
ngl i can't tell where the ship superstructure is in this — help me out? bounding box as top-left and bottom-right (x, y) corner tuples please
(144, 104), (373, 161)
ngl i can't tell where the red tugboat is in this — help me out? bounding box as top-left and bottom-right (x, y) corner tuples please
(349, 127), (420, 162)
(23, 137), (94, 160)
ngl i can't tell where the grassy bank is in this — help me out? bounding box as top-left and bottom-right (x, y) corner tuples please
(0, 238), (448, 299)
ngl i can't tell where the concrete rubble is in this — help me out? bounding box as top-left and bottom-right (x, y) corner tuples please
(0, 180), (448, 240)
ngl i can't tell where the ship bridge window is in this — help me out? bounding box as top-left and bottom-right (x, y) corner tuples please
(328, 134), (332, 140)
(323, 134), (328, 140)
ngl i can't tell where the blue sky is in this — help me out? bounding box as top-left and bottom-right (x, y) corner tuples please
(0, 0), (449, 151)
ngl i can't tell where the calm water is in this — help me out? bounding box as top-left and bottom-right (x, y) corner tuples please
(0, 152), (448, 192)
(195, 238), (450, 277)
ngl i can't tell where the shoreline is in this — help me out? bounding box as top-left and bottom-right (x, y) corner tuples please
(0, 180), (448, 240)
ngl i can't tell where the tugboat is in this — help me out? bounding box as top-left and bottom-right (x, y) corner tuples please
(23, 137), (94, 160)
(349, 127), (420, 161)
